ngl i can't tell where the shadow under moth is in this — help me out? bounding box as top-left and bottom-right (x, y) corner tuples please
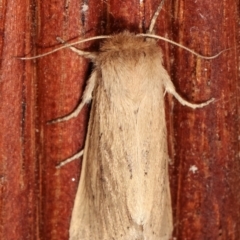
(22, 0), (225, 239)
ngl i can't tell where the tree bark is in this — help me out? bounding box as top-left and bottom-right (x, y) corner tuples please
(0, 0), (239, 239)
(0, 0), (38, 239)
(169, 1), (240, 239)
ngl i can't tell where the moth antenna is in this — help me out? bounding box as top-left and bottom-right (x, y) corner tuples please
(19, 35), (111, 60)
(138, 33), (230, 59)
(148, 0), (166, 34)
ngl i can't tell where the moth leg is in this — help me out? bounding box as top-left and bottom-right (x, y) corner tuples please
(162, 71), (214, 109)
(50, 70), (97, 123)
(56, 150), (84, 169)
(56, 37), (97, 59)
(148, 0), (166, 33)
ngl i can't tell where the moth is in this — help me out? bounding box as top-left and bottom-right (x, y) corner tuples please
(22, 0), (223, 239)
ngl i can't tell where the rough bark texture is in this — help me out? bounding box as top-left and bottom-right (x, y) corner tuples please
(169, 1), (240, 239)
(0, 0), (38, 239)
(0, 0), (239, 240)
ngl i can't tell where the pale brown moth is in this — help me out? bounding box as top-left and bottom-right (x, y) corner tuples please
(21, 1), (224, 239)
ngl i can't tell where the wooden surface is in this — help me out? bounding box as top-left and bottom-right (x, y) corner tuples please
(0, 0), (240, 239)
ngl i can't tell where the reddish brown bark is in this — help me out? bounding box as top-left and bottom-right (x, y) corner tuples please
(0, 0), (239, 240)
(168, 1), (240, 239)
(0, 0), (38, 239)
